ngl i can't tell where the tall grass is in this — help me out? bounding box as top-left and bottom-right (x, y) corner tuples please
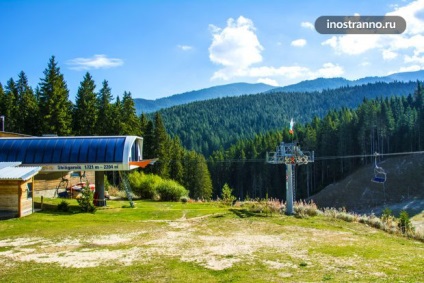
(236, 198), (423, 242)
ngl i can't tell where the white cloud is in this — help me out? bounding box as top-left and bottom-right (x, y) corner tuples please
(247, 65), (310, 79)
(208, 17), (342, 85)
(321, 0), (424, 62)
(322, 35), (381, 55)
(382, 50), (398, 60)
(291, 39), (307, 47)
(177, 45), (193, 51)
(300, 21), (314, 30)
(316, 63), (344, 77)
(398, 65), (422, 72)
(387, 0), (424, 36)
(67, 54), (123, 70)
(404, 53), (424, 64)
(209, 16), (263, 69)
(257, 78), (279, 86)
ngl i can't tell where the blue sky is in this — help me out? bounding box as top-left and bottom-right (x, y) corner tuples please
(1, 0), (423, 101)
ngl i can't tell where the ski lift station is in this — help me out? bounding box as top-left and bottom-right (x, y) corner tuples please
(0, 136), (155, 218)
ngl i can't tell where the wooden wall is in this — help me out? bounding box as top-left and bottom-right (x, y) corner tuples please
(0, 180), (19, 213)
(0, 179), (34, 217)
(19, 180), (33, 217)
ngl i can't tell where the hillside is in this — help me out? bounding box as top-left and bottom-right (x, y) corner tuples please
(310, 154), (424, 216)
(269, 69), (424, 93)
(134, 83), (276, 113)
(135, 70), (424, 113)
(157, 81), (418, 156)
(134, 70), (424, 115)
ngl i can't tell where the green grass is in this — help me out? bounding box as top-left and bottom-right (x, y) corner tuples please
(0, 198), (423, 282)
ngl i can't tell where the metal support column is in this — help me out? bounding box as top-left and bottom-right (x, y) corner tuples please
(267, 140), (314, 216)
(94, 171), (106, 207)
(286, 164), (294, 215)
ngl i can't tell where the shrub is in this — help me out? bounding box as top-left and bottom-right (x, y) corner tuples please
(381, 207), (393, 222)
(128, 172), (162, 200)
(221, 183), (236, 205)
(107, 185), (120, 197)
(398, 210), (413, 235)
(57, 200), (70, 212)
(77, 186), (96, 213)
(156, 180), (189, 201)
(294, 200), (320, 218)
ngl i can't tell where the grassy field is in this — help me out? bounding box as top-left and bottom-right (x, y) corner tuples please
(0, 198), (423, 282)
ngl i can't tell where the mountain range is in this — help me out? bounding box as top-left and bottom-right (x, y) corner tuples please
(134, 70), (424, 114)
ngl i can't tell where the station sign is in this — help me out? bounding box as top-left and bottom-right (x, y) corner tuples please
(41, 163), (128, 172)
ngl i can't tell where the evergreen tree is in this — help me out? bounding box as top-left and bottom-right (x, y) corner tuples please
(38, 56), (73, 135)
(96, 80), (114, 135)
(110, 95), (123, 135)
(3, 78), (18, 132)
(169, 136), (184, 184)
(120, 91), (141, 135)
(0, 83), (5, 130)
(153, 112), (170, 178)
(16, 71), (40, 135)
(142, 120), (155, 159)
(183, 150), (213, 200)
(73, 72), (98, 135)
(140, 113), (149, 136)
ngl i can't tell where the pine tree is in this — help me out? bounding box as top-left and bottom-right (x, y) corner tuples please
(110, 95), (122, 135)
(153, 112), (170, 178)
(73, 72), (98, 135)
(16, 71), (40, 135)
(142, 120), (155, 159)
(140, 113), (149, 136)
(169, 136), (184, 184)
(3, 78), (18, 132)
(0, 83), (5, 130)
(183, 150), (213, 200)
(38, 56), (73, 135)
(120, 91), (141, 135)
(96, 80), (114, 135)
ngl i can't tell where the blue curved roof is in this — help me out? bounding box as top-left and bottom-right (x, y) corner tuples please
(0, 136), (143, 171)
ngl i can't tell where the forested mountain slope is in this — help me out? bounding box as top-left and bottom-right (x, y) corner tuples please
(134, 83), (276, 113)
(157, 81), (419, 156)
(268, 70), (424, 93)
(207, 83), (424, 202)
(135, 70), (424, 113)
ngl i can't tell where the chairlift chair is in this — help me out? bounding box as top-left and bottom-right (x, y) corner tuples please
(371, 153), (386, 183)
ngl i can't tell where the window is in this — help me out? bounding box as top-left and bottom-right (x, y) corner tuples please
(26, 182), (33, 199)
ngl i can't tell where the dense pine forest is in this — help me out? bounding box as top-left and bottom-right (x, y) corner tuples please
(156, 81), (418, 156)
(1, 56), (423, 201)
(208, 85), (424, 200)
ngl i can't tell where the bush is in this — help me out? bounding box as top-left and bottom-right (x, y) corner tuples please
(294, 200), (320, 218)
(107, 185), (120, 197)
(221, 183), (236, 205)
(156, 180), (189, 201)
(77, 186), (96, 213)
(57, 200), (70, 212)
(398, 210), (413, 235)
(128, 171), (161, 200)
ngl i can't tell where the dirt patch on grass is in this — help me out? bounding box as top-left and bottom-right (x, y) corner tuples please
(0, 214), (419, 273)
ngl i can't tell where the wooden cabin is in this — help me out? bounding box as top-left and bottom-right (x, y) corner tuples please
(0, 162), (41, 219)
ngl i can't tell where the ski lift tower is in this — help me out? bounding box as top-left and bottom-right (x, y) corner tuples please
(266, 121), (314, 215)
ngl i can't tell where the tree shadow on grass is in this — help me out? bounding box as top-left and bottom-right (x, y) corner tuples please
(229, 208), (266, 218)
